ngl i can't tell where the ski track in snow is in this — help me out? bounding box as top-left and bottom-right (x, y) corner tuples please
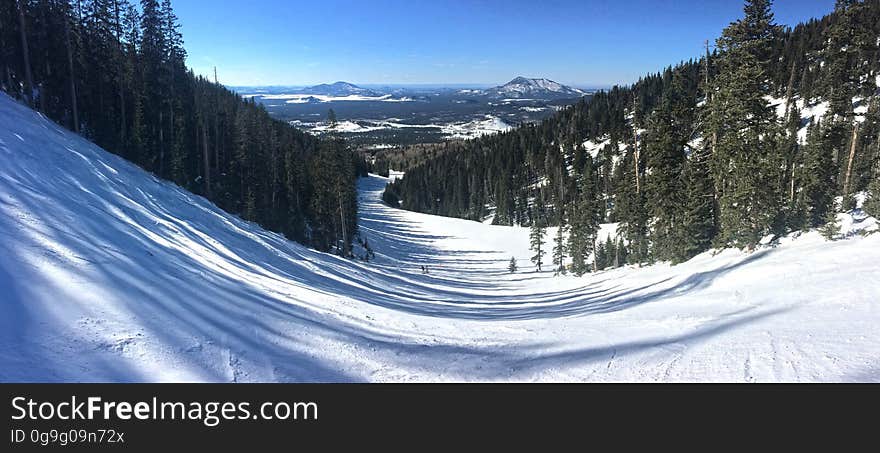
(1, 92), (879, 382)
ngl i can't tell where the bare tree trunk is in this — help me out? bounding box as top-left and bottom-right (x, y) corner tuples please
(158, 110), (164, 175)
(842, 122), (860, 197)
(592, 237), (597, 273)
(38, 0), (48, 113)
(338, 195), (347, 256)
(17, 0), (35, 107)
(203, 124), (211, 197)
(214, 67), (220, 170)
(4, 66), (13, 93)
(168, 79), (174, 178)
(614, 240), (619, 268)
(63, 5), (79, 133)
(704, 40), (710, 87)
(632, 98), (640, 194)
(270, 147), (278, 217)
(557, 164), (565, 272)
(114, 0), (126, 144)
(784, 60), (797, 120)
(711, 130), (720, 226)
(705, 40), (721, 230)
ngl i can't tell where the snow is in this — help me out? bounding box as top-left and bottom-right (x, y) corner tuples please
(242, 93), (413, 103)
(582, 136), (626, 166)
(440, 115), (512, 139)
(835, 209), (877, 237)
(387, 170), (405, 182)
(766, 95), (840, 143)
(853, 97), (872, 123)
(486, 77), (586, 99)
(311, 120), (385, 134)
(2, 92), (880, 382)
(582, 137), (611, 158)
(298, 116), (509, 139)
(496, 77), (582, 95)
(794, 100), (829, 142)
(596, 222), (620, 243)
(364, 144), (395, 150)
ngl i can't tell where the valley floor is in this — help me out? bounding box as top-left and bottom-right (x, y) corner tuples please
(1, 93), (879, 382)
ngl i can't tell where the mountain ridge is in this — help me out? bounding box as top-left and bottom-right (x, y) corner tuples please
(484, 76), (587, 99)
(299, 81), (384, 97)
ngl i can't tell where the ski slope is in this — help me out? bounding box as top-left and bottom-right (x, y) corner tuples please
(1, 93), (879, 382)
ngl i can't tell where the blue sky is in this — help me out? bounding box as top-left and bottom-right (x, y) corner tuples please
(174, 0), (835, 87)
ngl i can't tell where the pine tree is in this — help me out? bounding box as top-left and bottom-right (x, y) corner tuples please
(865, 173), (880, 219)
(529, 219), (546, 272)
(161, 0), (184, 64)
(16, 0), (35, 107)
(797, 119), (836, 228)
(820, 209), (841, 240)
(616, 237), (629, 267)
(169, 97), (187, 185)
(779, 101), (802, 230)
(553, 222), (567, 275)
(823, 1), (876, 208)
(644, 70), (690, 262)
(604, 236), (616, 268)
(707, 0), (784, 249)
(823, 0), (858, 120)
(139, 0), (166, 174)
(62, 0), (80, 133)
(614, 148), (649, 265)
(594, 237), (607, 270)
(122, 2), (144, 162)
(679, 144), (717, 262)
(552, 161), (568, 276)
(327, 108), (337, 128)
(508, 257), (518, 273)
(568, 158), (600, 275)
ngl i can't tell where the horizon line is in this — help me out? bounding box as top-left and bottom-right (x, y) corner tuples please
(222, 81), (615, 89)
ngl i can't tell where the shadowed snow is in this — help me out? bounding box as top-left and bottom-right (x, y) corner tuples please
(1, 93), (878, 382)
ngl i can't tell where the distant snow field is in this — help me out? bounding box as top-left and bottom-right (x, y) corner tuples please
(1, 93), (879, 382)
(304, 115), (512, 140)
(242, 93), (413, 103)
(441, 115), (512, 139)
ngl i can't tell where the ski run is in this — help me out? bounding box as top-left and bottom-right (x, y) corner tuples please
(1, 93), (879, 382)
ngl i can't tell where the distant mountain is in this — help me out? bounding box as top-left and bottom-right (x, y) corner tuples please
(484, 77), (586, 99)
(299, 81), (384, 97)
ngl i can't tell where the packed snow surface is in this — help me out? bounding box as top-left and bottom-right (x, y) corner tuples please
(1, 93), (879, 382)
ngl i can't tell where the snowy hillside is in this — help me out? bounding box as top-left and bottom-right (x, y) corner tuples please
(1, 93), (879, 382)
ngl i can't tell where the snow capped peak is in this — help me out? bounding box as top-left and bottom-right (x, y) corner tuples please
(508, 76), (537, 84)
(327, 81), (361, 90)
(485, 77), (585, 99)
(508, 76), (562, 90)
(300, 81), (383, 97)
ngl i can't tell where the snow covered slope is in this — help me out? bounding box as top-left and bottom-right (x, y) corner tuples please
(1, 93), (879, 382)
